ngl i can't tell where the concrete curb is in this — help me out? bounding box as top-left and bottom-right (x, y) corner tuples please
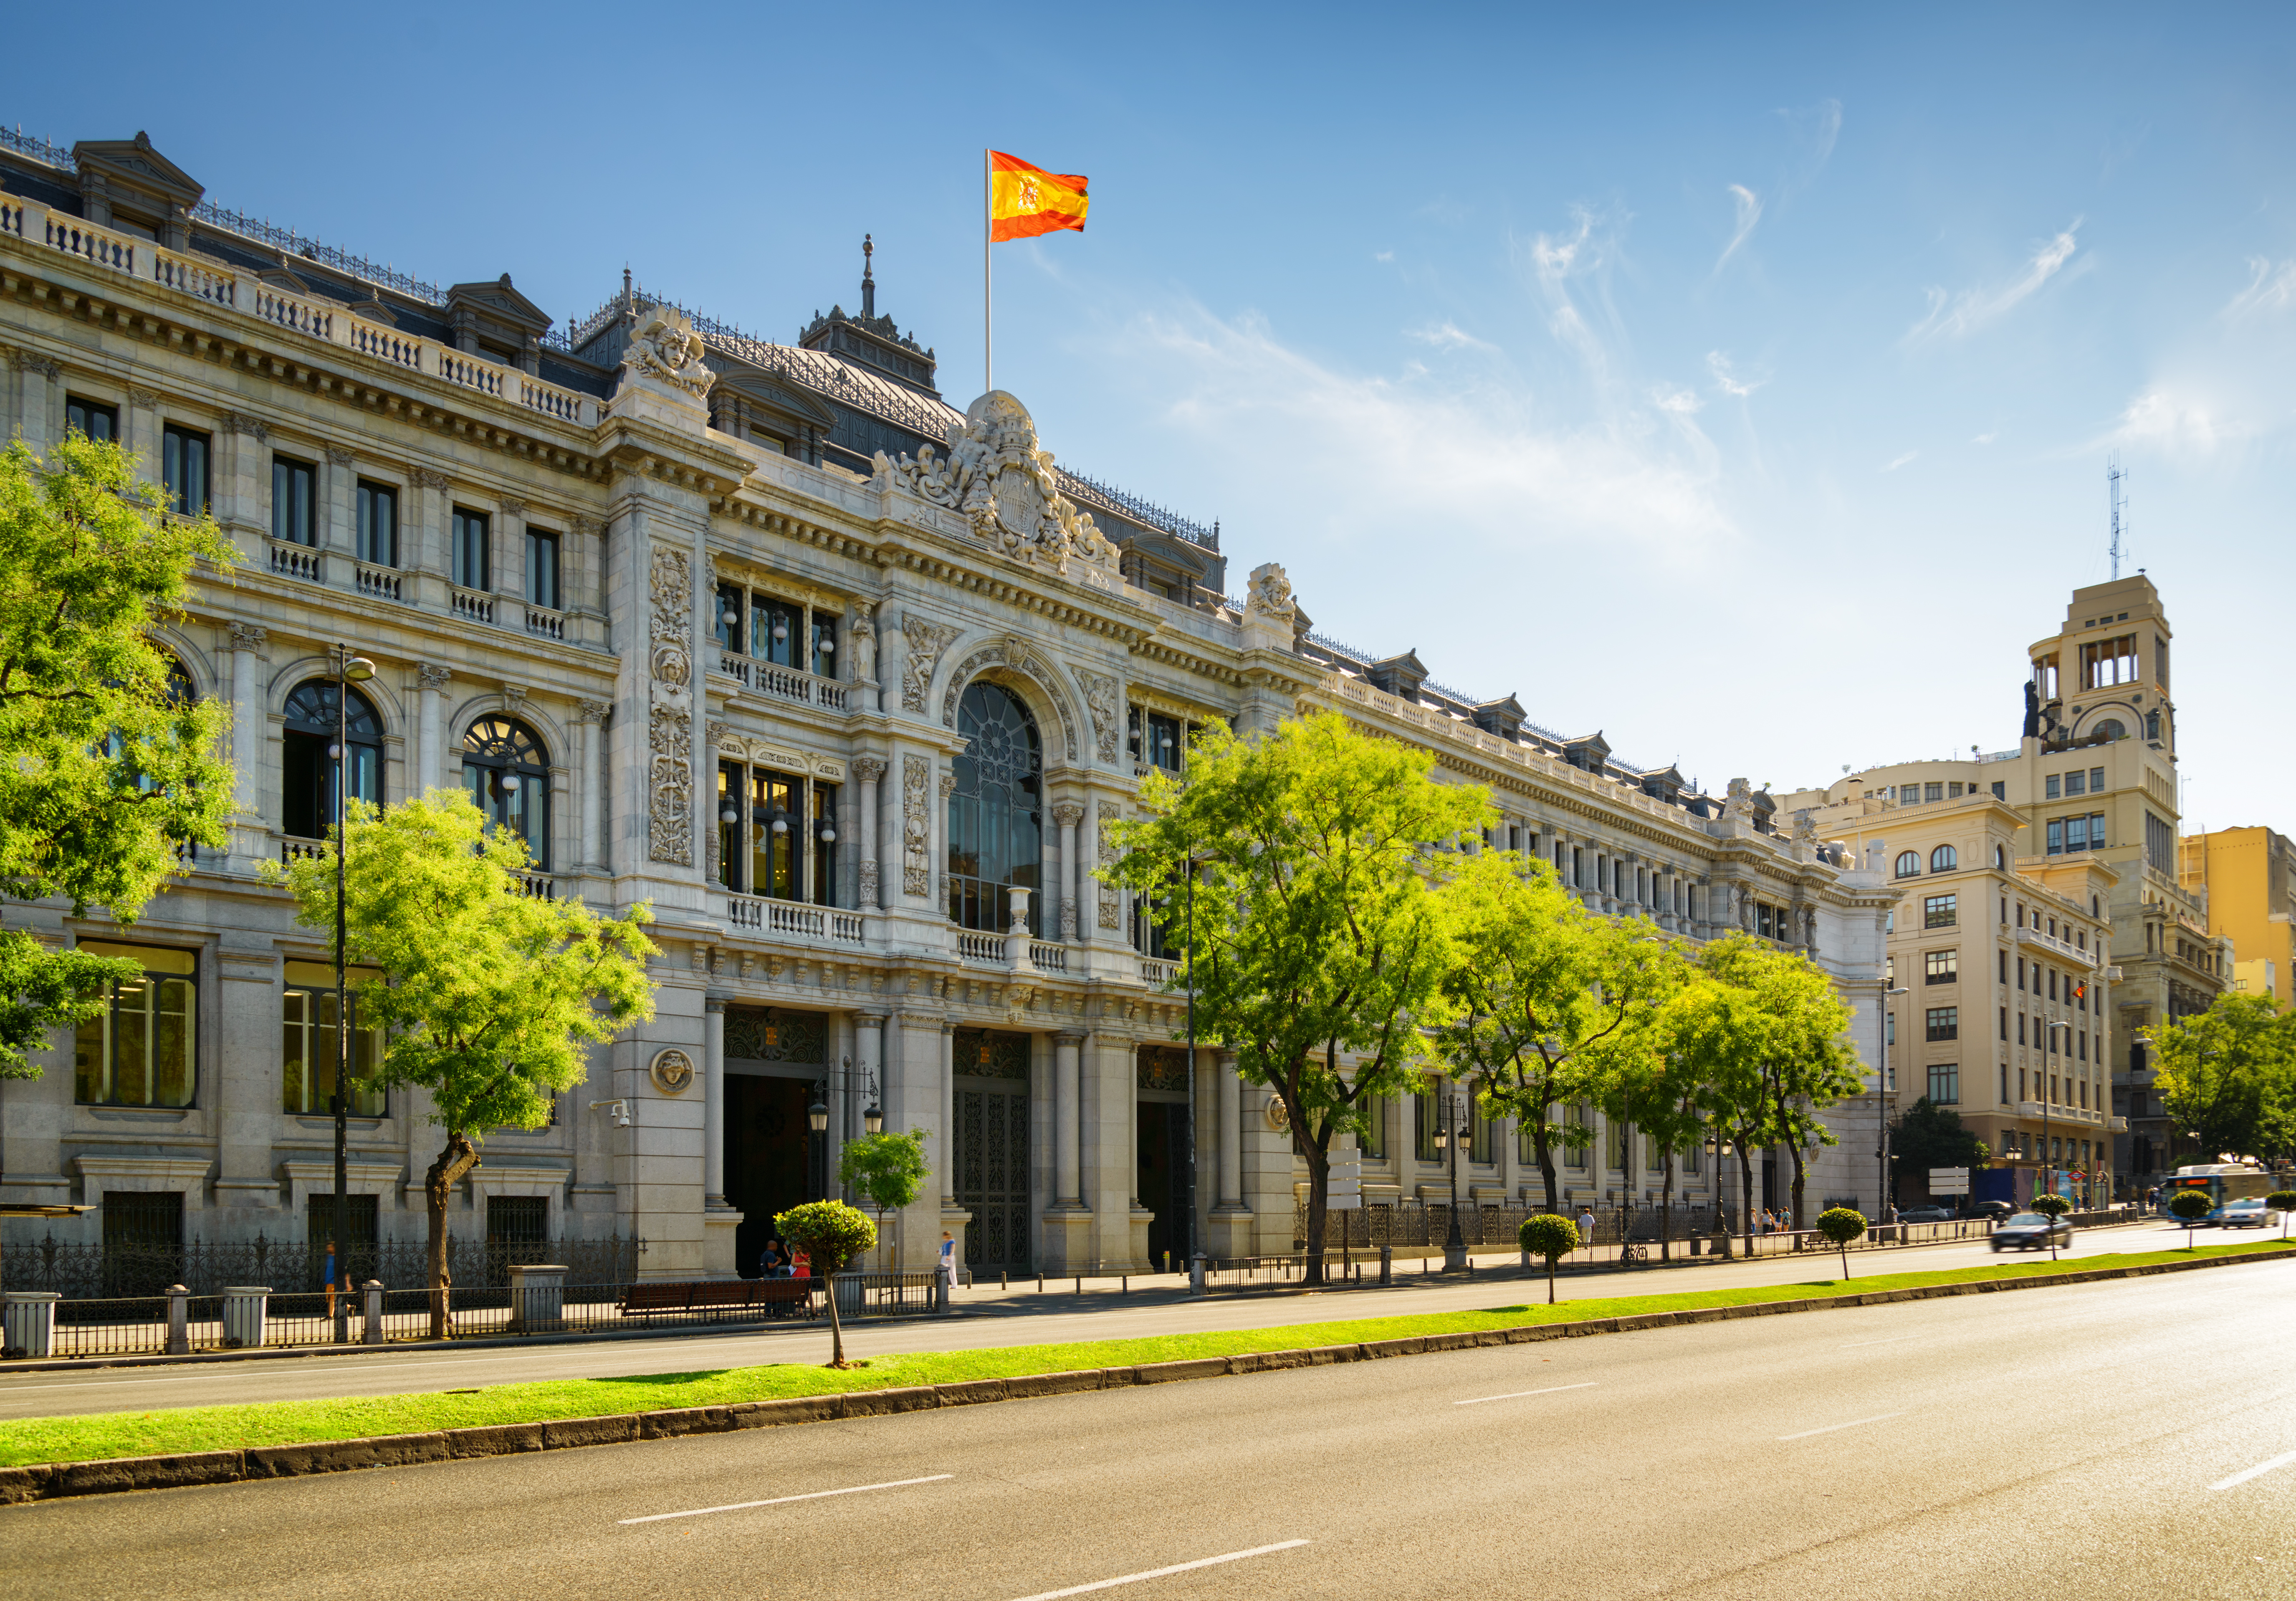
(3, 1245), (2282, 1506)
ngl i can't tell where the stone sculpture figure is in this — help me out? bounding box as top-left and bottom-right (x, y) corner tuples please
(874, 391), (1118, 579)
(620, 304), (713, 396)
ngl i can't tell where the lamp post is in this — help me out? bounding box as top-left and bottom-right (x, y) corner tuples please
(1434, 1088), (1469, 1271)
(1707, 1130), (1736, 1256)
(1877, 985), (1909, 1223)
(328, 645), (376, 1345)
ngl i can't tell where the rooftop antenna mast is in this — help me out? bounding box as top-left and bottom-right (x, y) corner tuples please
(2107, 451), (2126, 580)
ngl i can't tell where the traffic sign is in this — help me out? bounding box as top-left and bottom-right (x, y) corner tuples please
(1929, 1166), (1970, 1195)
(1327, 1153), (1362, 1211)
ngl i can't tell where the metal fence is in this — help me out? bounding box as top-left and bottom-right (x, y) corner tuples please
(8, 1271), (947, 1360)
(1294, 1201), (1725, 1251)
(0, 1233), (642, 1298)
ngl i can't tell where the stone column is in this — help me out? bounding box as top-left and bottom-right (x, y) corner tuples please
(416, 665), (452, 800)
(853, 757), (885, 912)
(1053, 802), (1083, 942)
(566, 515), (607, 651)
(576, 700), (610, 874)
(410, 469), (450, 611)
(935, 768), (956, 920)
(12, 351), (58, 455)
(124, 386), (161, 492)
(703, 997), (727, 1208)
(228, 624), (266, 823)
(322, 446), (357, 558)
(1054, 1031), (1083, 1204)
(855, 1011), (885, 1143)
(496, 496), (528, 608)
(940, 1021), (957, 1209)
(220, 412), (267, 542)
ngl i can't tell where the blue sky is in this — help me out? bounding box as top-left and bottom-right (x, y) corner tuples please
(20, 3), (2295, 827)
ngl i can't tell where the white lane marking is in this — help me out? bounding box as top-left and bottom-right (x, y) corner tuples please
(1006, 1541), (1312, 1601)
(1779, 1412), (1904, 1441)
(1454, 1382), (1597, 1406)
(2211, 1449), (2296, 1491)
(618, 1474), (954, 1525)
(1840, 1335), (1921, 1349)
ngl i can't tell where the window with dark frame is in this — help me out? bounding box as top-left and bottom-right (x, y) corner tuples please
(162, 424), (209, 516)
(1924, 948), (1957, 984)
(1924, 894), (1957, 928)
(356, 481), (398, 567)
(1926, 1006), (1958, 1042)
(451, 507), (490, 591)
(66, 396), (119, 442)
(271, 455), (316, 546)
(73, 942), (198, 1108)
(1927, 1063), (1959, 1104)
(526, 528), (561, 610)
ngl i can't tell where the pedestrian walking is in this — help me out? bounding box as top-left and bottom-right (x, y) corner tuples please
(1576, 1206), (1596, 1255)
(321, 1237), (338, 1320)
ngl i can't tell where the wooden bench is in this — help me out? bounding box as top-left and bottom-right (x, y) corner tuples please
(618, 1278), (818, 1318)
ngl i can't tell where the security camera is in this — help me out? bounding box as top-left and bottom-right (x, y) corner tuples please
(589, 1098), (632, 1128)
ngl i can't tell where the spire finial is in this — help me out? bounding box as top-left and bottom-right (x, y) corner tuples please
(861, 234), (875, 319)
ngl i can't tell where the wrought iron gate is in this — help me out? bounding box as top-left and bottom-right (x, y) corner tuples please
(954, 1028), (1032, 1274)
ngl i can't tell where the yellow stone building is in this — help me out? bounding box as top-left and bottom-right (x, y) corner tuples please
(2179, 826), (2296, 1006)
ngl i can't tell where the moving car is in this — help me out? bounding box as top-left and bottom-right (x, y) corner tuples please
(1898, 1206), (1955, 1223)
(2210, 1198), (2278, 1229)
(1967, 1199), (2015, 1219)
(1989, 1212), (2074, 1251)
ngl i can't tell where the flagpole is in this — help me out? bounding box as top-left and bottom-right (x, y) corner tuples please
(983, 148), (992, 395)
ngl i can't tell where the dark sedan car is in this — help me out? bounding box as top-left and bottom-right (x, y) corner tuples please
(1898, 1206), (1956, 1223)
(1990, 1212), (2074, 1251)
(1968, 1200), (2015, 1219)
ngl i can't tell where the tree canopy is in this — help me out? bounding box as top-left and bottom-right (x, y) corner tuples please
(0, 436), (235, 1076)
(1889, 1097), (1991, 1197)
(2149, 992), (2296, 1166)
(276, 792), (655, 1332)
(1108, 710), (1489, 1284)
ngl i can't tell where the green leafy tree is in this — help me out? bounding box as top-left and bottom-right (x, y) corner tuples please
(0, 436), (235, 1075)
(1596, 942), (1698, 1257)
(774, 1200), (876, 1368)
(2167, 1187), (2211, 1249)
(2030, 1191), (2073, 1257)
(838, 1128), (931, 1267)
(277, 793), (655, 1335)
(1889, 1097), (1990, 1205)
(2268, 1189), (2296, 1241)
(1109, 711), (1489, 1286)
(2150, 994), (2296, 1166)
(1816, 1206), (1866, 1279)
(1436, 850), (1678, 1213)
(1518, 1212), (1580, 1304)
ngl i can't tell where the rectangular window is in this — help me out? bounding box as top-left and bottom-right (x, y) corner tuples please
(271, 456), (316, 546)
(1925, 783), (1944, 803)
(2048, 970), (2058, 1002)
(716, 763), (743, 891)
(2155, 635), (2170, 693)
(1609, 1117), (1631, 1172)
(1926, 1006), (1958, 1042)
(1999, 1007), (2008, 1041)
(751, 769), (798, 900)
(1928, 1063), (1959, 1104)
(355, 481), (397, 567)
(162, 425), (209, 516)
(526, 529), (561, 609)
(1416, 1092), (1439, 1163)
(2146, 812), (2175, 874)
(2047, 820), (2063, 856)
(2065, 814), (2089, 853)
(281, 960), (385, 1116)
(2065, 770), (2086, 797)
(1358, 1096), (1386, 1161)
(2089, 811), (2105, 849)
(811, 781), (840, 907)
(2019, 1013), (2027, 1044)
(1991, 781), (2006, 800)
(751, 594), (801, 668)
(2089, 767), (2105, 791)
(2079, 1031), (2087, 1062)
(714, 583), (744, 653)
(1563, 1104), (1588, 1170)
(304, 1193), (379, 1256)
(1924, 949), (1958, 985)
(1757, 903), (1775, 939)
(1886, 1012), (1896, 1048)
(1948, 782), (1964, 798)
(811, 612), (838, 678)
(451, 508), (490, 590)
(1999, 950), (2008, 984)
(2046, 774), (2061, 800)
(73, 942), (197, 1108)
(66, 396), (119, 442)
(1924, 894), (1957, 929)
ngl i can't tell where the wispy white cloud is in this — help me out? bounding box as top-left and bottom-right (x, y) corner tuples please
(1882, 450), (1919, 472)
(1706, 350), (1766, 397)
(1406, 321), (1495, 353)
(1521, 205), (1632, 403)
(1713, 184), (1762, 274)
(1971, 431), (1998, 445)
(1904, 222), (2084, 343)
(1094, 299), (1734, 559)
(1373, 250), (1395, 263)
(2095, 389), (2239, 456)
(2225, 257), (2296, 319)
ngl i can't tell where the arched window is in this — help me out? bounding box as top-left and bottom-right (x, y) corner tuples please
(1993, 844), (2006, 870)
(2092, 718), (2126, 742)
(1930, 845), (1957, 873)
(947, 682), (1042, 936)
(2145, 710), (2161, 740)
(2091, 894), (2101, 919)
(1894, 851), (1921, 879)
(282, 680), (381, 841)
(462, 717), (549, 868)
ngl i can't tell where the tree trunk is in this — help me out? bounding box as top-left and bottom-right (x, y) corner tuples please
(1737, 1142), (1757, 1251)
(1660, 1149), (1675, 1262)
(823, 1264), (847, 1367)
(1788, 1145), (1808, 1234)
(1535, 1120), (1559, 1214)
(1546, 1255), (1556, 1304)
(1301, 1121), (1330, 1289)
(1839, 1240), (1850, 1279)
(425, 1130), (480, 1340)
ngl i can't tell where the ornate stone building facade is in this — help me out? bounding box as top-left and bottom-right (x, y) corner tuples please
(0, 128), (1896, 1279)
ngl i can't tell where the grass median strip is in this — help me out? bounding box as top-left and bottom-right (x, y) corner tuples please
(6, 1239), (2290, 1471)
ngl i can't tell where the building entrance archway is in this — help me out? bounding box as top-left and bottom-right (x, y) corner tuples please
(953, 1027), (1032, 1274)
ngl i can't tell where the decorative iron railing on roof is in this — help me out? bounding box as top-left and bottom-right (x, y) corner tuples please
(187, 203), (447, 307)
(1057, 469), (1218, 551)
(1, 125), (75, 172)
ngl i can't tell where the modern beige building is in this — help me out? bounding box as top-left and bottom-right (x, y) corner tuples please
(0, 124), (1899, 1291)
(1783, 576), (2225, 1202)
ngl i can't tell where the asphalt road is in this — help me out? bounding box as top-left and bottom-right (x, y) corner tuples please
(3, 1254), (2291, 1601)
(0, 1218), (2257, 1422)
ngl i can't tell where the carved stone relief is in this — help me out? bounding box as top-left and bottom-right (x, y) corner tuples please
(900, 613), (962, 713)
(871, 391), (1120, 581)
(617, 304), (713, 397)
(1245, 561), (1295, 621)
(939, 639), (1080, 763)
(902, 755), (931, 897)
(647, 545), (695, 866)
(1079, 671), (1121, 764)
(1097, 800), (1122, 930)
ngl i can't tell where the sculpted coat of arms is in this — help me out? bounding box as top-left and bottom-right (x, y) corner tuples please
(619, 304), (713, 397)
(874, 391), (1119, 579)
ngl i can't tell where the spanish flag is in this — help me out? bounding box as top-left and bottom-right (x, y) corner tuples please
(989, 151), (1090, 242)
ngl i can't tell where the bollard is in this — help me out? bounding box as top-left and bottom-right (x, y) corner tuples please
(1379, 1244), (1393, 1286)
(508, 1264), (567, 1335)
(1121, 1275), (1128, 1294)
(1521, 1248), (1531, 1275)
(221, 1286), (271, 1349)
(1188, 1251), (1206, 1296)
(166, 1284), (190, 1356)
(362, 1279), (384, 1345)
(3, 1291), (61, 1359)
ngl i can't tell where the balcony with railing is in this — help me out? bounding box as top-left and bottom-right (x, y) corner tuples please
(0, 190), (598, 429)
(268, 540), (324, 584)
(716, 654), (850, 711)
(451, 588), (498, 626)
(2015, 925), (2104, 969)
(956, 930), (1006, 964)
(725, 894), (865, 944)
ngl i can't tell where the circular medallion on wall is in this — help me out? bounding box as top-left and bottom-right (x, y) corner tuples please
(1265, 1094), (1290, 1132)
(650, 1047), (696, 1096)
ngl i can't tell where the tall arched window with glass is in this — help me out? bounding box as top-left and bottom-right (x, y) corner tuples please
(716, 761), (840, 904)
(948, 682), (1042, 936)
(281, 680), (382, 843)
(461, 717), (549, 869)
(281, 960), (385, 1116)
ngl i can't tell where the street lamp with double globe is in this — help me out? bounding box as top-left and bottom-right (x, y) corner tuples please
(327, 646), (376, 1344)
